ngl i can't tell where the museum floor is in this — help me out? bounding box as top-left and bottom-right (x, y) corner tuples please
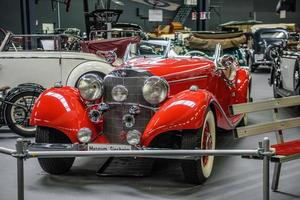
(0, 68), (299, 200)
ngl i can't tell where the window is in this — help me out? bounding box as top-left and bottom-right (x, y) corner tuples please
(4, 35), (61, 52)
(260, 32), (287, 39)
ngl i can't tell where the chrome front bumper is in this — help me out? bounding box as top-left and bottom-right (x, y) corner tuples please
(24, 142), (261, 160)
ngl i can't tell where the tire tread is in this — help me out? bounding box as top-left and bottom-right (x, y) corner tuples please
(36, 127), (74, 174)
(181, 132), (206, 184)
(5, 91), (39, 137)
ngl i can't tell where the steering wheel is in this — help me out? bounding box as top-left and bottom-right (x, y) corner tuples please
(140, 45), (158, 55)
(185, 50), (209, 58)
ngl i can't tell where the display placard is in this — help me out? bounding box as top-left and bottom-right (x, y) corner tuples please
(42, 23), (54, 34)
(184, 0), (197, 5)
(280, 10), (286, 19)
(199, 12), (210, 20)
(199, 12), (206, 20)
(149, 9), (163, 22)
(192, 12), (197, 20)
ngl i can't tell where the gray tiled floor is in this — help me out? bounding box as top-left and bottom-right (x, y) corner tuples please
(0, 68), (299, 200)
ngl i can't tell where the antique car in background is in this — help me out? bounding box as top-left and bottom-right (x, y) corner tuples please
(0, 83), (43, 137)
(248, 28), (289, 72)
(0, 32), (114, 89)
(181, 31), (248, 67)
(219, 20), (263, 33)
(0, 32), (113, 136)
(30, 41), (251, 184)
(250, 23), (296, 33)
(269, 34), (300, 98)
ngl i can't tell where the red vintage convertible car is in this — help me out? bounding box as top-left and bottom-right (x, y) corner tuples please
(30, 43), (251, 184)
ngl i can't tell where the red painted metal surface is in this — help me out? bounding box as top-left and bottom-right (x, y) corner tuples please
(271, 139), (300, 156)
(142, 90), (212, 146)
(81, 36), (140, 58)
(30, 87), (107, 144)
(31, 56), (250, 146)
(125, 57), (250, 130)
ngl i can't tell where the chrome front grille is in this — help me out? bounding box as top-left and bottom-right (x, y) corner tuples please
(103, 72), (154, 144)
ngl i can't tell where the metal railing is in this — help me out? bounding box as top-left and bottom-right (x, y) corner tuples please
(0, 137), (274, 200)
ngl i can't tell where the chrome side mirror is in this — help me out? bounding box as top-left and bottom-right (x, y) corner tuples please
(217, 55), (237, 81)
(82, 32), (87, 39)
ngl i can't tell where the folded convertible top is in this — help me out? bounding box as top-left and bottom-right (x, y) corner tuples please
(186, 32), (246, 50)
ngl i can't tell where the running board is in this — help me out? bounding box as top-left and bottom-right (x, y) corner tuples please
(276, 88), (295, 97)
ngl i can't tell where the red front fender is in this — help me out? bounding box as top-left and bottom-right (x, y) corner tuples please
(235, 68), (251, 104)
(30, 86), (104, 143)
(142, 89), (213, 146)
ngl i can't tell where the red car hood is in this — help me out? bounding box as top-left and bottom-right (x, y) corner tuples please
(124, 56), (214, 81)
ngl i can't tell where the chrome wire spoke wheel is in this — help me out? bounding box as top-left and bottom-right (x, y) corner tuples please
(200, 110), (216, 178)
(10, 95), (37, 132)
(181, 109), (216, 184)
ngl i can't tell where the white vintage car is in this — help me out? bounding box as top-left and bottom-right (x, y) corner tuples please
(0, 32), (114, 137)
(0, 32), (114, 89)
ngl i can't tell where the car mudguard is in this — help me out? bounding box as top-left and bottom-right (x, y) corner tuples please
(141, 89), (220, 146)
(30, 86), (105, 143)
(2, 83), (45, 124)
(234, 68), (251, 105)
(5, 83), (44, 101)
(65, 61), (114, 87)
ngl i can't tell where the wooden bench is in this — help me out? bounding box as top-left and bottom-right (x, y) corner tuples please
(230, 95), (300, 191)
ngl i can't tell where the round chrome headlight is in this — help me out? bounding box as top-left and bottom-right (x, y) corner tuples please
(77, 74), (104, 101)
(77, 128), (92, 143)
(126, 129), (141, 145)
(142, 76), (169, 105)
(111, 85), (128, 102)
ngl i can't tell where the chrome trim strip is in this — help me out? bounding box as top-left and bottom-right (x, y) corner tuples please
(0, 56), (101, 62)
(11, 34), (59, 37)
(210, 99), (235, 129)
(106, 102), (158, 112)
(168, 75), (208, 84)
(0, 57), (60, 59)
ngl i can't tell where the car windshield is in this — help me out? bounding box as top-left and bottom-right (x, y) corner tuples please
(128, 40), (169, 58)
(2, 34), (78, 52)
(260, 31), (287, 39)
(139, 40), (168, 56)
(202, 48), (243, 59)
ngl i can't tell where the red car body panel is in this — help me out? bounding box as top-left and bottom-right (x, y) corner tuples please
(141, 89), (212, 146)
(30, 87), (107, 144)
(30, 55), (250, 146)
(125, 57), (250, 129)
(81, 36), (140, 58)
